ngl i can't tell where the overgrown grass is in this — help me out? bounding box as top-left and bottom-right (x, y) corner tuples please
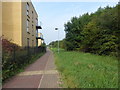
(52, 48), (118, 88)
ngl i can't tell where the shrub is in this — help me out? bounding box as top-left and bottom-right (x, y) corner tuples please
(2, 38), (46, 81)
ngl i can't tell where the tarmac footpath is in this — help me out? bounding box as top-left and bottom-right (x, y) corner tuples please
(3, 49), (60, 89)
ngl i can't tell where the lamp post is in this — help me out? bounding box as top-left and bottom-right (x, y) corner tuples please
(55, 28), (59, 53)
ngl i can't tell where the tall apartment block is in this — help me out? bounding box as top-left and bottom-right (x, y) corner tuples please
(2, 1), (42, 47)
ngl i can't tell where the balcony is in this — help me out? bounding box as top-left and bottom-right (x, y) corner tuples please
(36, 26), (42, 29)
(36, 37), (44, 40)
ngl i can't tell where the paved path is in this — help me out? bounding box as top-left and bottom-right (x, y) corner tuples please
(3, 49), (60, 88)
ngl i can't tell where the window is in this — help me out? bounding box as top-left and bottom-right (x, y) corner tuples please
(27, 19), (29, 32)
(27, 10), (29, 16)
(36, 18), (38, 26)
(32, 25), (34, 28)
(32, 11), (34, 19)
(26, 3), (29, 11)
(26, 3), (29, 16)
(32, 25), (34, 35)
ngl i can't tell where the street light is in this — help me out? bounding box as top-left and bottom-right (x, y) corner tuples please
(55, 28), (59, 53)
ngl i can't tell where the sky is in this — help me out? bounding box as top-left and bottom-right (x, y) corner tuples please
(32, 1), (118, 45)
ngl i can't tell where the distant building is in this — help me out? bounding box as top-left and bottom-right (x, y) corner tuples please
(37, 33), (44, 47)
(119, 1), (120, 5)
(2, 0), (42, 47)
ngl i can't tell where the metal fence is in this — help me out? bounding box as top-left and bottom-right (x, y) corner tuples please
(2, 45), (46, 81)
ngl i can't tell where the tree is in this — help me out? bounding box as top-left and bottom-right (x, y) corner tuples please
(64, 5), (119, 57)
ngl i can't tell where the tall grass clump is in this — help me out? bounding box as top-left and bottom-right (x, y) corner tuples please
(52, 48), (118, 88)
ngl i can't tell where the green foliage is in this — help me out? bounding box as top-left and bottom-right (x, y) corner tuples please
(64, 5), (120, 57)
(49, 39), (66, 49)
(2, 39), (46, 82)
(52, 48), (118, 88)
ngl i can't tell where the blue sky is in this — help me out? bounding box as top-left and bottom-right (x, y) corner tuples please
(32, 2), (118, 45)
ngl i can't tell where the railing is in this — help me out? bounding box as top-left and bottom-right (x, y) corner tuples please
(2, 45), (46, 81)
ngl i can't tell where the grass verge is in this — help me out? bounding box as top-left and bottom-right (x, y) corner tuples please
(52, 48), (118, 88)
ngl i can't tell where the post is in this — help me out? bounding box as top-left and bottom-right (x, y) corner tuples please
(27, 45), (29, 56)
(58, 29), (59, 53)
(34, 47), (35, 54)
(13, 45), (15, 61)
(55, 28), (59, 53)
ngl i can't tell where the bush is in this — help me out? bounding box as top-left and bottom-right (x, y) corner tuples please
(2, 39), (46, 81)
(64, 5), (119, 57)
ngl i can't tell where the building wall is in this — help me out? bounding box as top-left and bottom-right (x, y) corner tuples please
(2, 1), (38, 47)
(38, 33), (43, 46)
(2, 2), (22, 46)
(0, 1), (2, 37)
(21, 2), (38, 47)
(0, 1), (2, 59)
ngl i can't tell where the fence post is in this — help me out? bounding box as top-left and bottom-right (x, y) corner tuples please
(35, 47), (36, 54)
(27, 46), (29, 56)
(13, 45), (15, 61)
(36, 47), (38, 54)
(34, 47), (35, 54)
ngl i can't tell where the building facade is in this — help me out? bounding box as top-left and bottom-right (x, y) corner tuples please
(37, 33), (44, 47)
(2, 0), (42, 47)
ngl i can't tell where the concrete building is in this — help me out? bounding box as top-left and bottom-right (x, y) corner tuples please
(0, 1), (2, 38)
(37, 33), (44, 47)
(2, 0), (42, 47)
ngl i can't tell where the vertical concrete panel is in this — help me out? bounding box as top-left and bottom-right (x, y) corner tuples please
(2, 2), (14, 40)
(21, 2), (27, 47)
(0, 1), (2, 89)
(2, 2), (22, 46)
(12, 2), (22, 46)
(0, 1), (2, 37)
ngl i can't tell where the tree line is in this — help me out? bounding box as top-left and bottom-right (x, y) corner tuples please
(49, 4), (120, 57)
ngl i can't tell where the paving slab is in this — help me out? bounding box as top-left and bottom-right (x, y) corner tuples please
(39, 74), (59, 88)
(38, 50), (60, 88)
(3, 75), (42, 88)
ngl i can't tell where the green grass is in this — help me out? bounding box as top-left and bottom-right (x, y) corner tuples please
(52, 48), (118, 88)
